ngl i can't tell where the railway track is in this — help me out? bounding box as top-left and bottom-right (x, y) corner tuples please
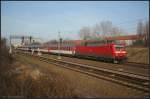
(16, 50), (149, 76)
(124, 62), (149, 69)
(16, 49), (149, 70)
(40, 51), (149, 70)
(16, 51), (150, 93)
(33, 52), (149, 77)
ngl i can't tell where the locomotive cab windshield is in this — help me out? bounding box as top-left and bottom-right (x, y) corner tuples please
(115, 45), (125, 51)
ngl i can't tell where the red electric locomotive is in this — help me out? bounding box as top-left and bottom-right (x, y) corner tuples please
(43, 39), (127, 63)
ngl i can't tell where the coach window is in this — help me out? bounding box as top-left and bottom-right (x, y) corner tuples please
(67, 42), (69, 47)
(84, 42), (88, 46)
(64, 43), (66, 50)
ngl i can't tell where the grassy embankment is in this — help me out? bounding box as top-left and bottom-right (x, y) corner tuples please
(126, 47), (149, 64)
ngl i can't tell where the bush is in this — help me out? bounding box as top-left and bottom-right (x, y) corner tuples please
(0, 38), (76, 97)
(132, 40), (145, 46)
(0, 38), (13, 74)
(0, 70), (76, 98)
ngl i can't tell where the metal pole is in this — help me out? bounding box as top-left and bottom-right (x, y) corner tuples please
(9, 36), (12, 54)
(9, 36), (11, 45)
(21, 36), (24, 45)
(29, 36), (32, 43)
(58, 31), (61, 59)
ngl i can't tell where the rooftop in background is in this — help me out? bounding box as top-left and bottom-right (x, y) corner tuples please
(105, 34), (146, 40)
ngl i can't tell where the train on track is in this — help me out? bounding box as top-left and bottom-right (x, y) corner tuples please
(17, 39), (127, 63)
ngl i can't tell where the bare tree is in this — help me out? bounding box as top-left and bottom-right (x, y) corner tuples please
(100, 21), (113, 36)
(79, 26), (91, 40)
(90, 24), (102, 40)
(137, 21), (144, 35)
(143, 20), (149, 46)
(135, 20), (149, 46)
(144, 20), (149, 35)
(111, 27), (122, 36)
(79, 21), (123, 40)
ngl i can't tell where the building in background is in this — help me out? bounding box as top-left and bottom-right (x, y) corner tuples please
(105, 34), (146, 46)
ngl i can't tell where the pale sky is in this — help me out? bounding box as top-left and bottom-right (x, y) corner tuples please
(1, 1), (149, 43)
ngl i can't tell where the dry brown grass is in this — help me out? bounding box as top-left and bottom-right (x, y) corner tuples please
(0, 38), (76, 98)
(126, 47), (149, 64)
(17, 54), (148, 98)
(0, 60), (76, 98)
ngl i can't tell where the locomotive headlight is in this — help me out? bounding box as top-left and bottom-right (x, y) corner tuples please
(115, 52), (119, 56)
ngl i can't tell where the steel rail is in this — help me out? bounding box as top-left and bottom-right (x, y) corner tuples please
(124, 62), (149, 69)
(40, 53), (149, 77)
